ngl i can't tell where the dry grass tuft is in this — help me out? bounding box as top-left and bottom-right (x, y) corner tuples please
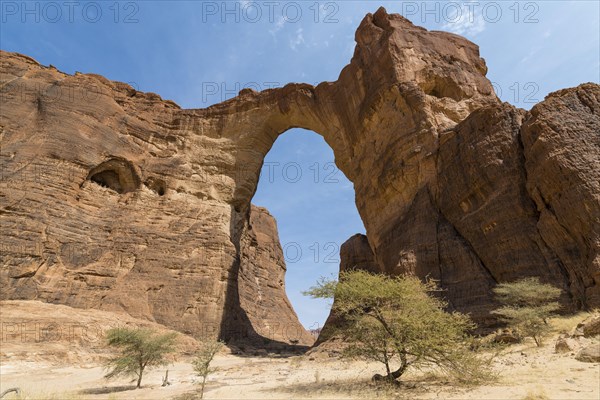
(522, 388), (550, 400)
(548, 311), (592, 334)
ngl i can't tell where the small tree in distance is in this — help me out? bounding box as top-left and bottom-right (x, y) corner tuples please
(304, 270), (493, 383)
(193, 339), (224, 399)
(492, 277), (562, 346)
(104, 328), (177, 389)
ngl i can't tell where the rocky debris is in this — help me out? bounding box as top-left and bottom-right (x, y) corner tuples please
(555, 336), (578, 353)
(575, 344), (600, 363)
(553, 319), (597, 356)
(1, 7), (598, 343)
(579, 314), (600, 338)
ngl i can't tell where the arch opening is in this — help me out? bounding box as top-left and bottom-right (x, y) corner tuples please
(249, 128), (366, 340)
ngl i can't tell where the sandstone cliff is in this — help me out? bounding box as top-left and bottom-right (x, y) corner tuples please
(1, 7), (598, 343)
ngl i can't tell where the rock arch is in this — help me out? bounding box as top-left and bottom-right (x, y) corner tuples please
(1, 7), (598, 347)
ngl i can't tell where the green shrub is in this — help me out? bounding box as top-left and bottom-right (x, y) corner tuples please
(193, 339), (224, 399)
(104, 328), (177, 388)
(492, 277), (562, 346)
(304, 270), (493, 383)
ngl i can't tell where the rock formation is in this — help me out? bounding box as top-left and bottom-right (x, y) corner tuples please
(1, 7), (598, 344)
(237, 206), (313, 344)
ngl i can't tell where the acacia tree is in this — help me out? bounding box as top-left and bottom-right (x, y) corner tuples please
(492, 277), (562, 346)
(193, 339), (224, 399)
(104, 328), (177, 388)
(304, 270), (490, 383)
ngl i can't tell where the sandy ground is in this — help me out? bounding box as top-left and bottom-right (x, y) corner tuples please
(1, 340), (598, 400)
(1, 302), (598, 399)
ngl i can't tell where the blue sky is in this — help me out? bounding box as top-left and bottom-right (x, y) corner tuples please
(2, 1), (598, 329)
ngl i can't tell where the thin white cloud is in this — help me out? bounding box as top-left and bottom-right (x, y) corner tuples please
(290, 28), (305, 51)
(520, 47), (540, 64)
(269, 16), (286, 38)
(442, 3), (486, 37)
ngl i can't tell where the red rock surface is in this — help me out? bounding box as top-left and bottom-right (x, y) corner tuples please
(1, 7), (598, 343)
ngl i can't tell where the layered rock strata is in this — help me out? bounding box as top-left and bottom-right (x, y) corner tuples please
(1, 8), (598, 343)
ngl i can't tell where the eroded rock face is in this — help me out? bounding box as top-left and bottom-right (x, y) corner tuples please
(338, 234), (381, 274)
(521, 85), (600, 308)
(436, 103), (573, 321)
(236, 206), (313, 344)
(1, 7), (598, 343)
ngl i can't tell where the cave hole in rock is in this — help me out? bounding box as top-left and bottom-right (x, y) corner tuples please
(87, 157), (141, 194)
(251, 128), (366, 334)
(145, 177), (167, 196)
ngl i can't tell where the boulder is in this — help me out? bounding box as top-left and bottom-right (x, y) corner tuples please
(555, 336), (577, 353)
(575, 345), (600, 363)
(581, 315), (600, 338)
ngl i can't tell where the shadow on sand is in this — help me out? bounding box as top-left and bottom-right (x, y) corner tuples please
(264, 376), (394, 398)
(79, 385), (138, 395)
(267, 372), (459, 399)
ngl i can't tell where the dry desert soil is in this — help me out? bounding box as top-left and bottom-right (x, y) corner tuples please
(0, 301), (598, 400)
